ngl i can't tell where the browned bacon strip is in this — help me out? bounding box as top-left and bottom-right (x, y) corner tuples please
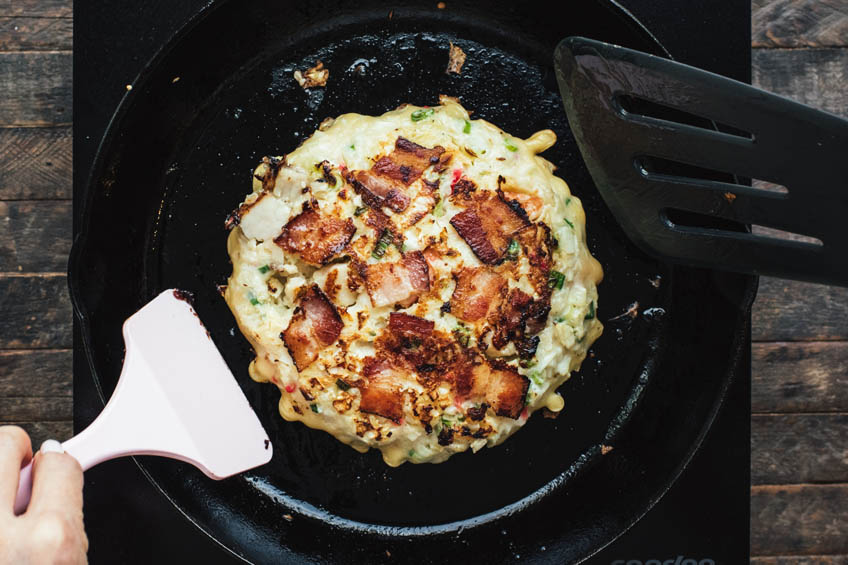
(450, 267), (506, 322)
(358, 357), (405, 422)
(377, 137), (446, 185)
(469, 360), (529, 419)
(389, 312), (435, 336)
(450, 191), (531, 264)
(275, 208), (355, 266)
(365, 251), (430, 308)
(349, 170), (410, 213)
(282, 285), (343, 370)
(491, 288), (533, 349)
(501, 191), (544, 222)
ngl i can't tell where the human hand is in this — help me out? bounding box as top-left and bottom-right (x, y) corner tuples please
(0, 426), (87, 564)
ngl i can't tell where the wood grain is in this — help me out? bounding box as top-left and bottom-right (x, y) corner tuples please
(752, 557), (848, 565)
(753, 342), (848, 412)
(751, 484), (848, 555)
(0, 200), (71, 272)
(752, 414), (848, 484)
(0, 17), (72, 51)
(753, 277), (848, 342)
(0, 421), (73, 447)
(0, 275), (71, 348)
(752, 48), (848, 120)
(0, 126), (72, 199)
(0, 0), (72, 18)
(753, 0), (848, 48)
(0, 349), (71, 396)
(0, 52), (71, 126)
(0, 396), (71, 420)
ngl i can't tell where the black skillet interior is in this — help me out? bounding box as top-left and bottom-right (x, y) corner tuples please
(70, 0), (755, 562)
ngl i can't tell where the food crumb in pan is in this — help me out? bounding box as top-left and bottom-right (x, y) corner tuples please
(294, 61), (329, 89)
(601, 444), (613, 455)
(609, 301), (639, 321)
(437, 2), (446, 8)
(282, 513), (293, 522)
(724, 191), (737, 203)
(171, 76), (180, 84)
(125, 84), (133, 91)
(446, 42), (467, 75)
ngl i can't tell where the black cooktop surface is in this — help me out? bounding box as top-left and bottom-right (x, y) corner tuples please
(73, 1), (750, 563)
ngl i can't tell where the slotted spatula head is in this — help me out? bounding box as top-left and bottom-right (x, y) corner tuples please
(554, 36), (848, 287)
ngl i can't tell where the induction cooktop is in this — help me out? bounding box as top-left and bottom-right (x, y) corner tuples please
(73, 1), (751, 562)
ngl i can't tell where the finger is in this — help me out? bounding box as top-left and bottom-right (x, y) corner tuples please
(0, 426), (32, 511)
(27, 448), (83, 518)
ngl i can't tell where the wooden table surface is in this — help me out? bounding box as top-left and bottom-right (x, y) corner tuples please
(1, 0), (846, 561)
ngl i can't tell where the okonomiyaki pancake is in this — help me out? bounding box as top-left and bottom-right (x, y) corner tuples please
(224, 96), (603, 466)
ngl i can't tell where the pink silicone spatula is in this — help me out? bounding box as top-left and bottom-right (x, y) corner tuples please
(14, 289), (273, 515)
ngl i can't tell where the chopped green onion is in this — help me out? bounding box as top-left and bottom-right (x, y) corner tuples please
(354, 206), (367, 216)
(564, 218), (574, 229)
(411, 108), (435, 122)
(528, 370), (544, 386)
(350, 144), (356, 150)
(336, 379), (351, 391)
(565, 197), (572, 206)
(248, 291), (260, 306)
(372, 230), (393, 259)
(505, 139), (519, 152)
(520, 357), (537, 369)
(505, 239), (520, 258)
(441, 416), (452, 428)
(310, 403), (320, 413)
(547, 270), (565, 290)
(585, 301), (596, 320)
(463, 120), (471, 134)
(432, 199), (446, 217)
(554, 316), (566, 324)
(258, 264), (271, 274)
(408, 449), (416, 457)
(453, 323), (472, 347)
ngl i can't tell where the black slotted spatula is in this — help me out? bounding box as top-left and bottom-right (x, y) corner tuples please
(554, 37), (848, 287)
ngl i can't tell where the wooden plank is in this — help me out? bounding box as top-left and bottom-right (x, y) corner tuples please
(752, 48), (848, 120)
(0, 0), (72, 18)
(753, 342), (848, 412)
(0, 126), (72, 199)
(0, 421), (73, 447)
(0, 275), (71, 348)
(752, 414), (848, 484)
(0, 52), (71, 126)
(752, 484), (848, 555)
(753, 0), (848, 48)
(0, 349), (71, 397)
(0, 201), (71, 272)
(0, 17), (73, 51)
(752, 556), (848, 565)
(753, 277), (848, 342)
(0, 397), (71, 421)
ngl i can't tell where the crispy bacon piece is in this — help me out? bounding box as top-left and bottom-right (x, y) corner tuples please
(347, 137), (446, 214)
(358, 358), (405, 422)
(389, 312), (434, 336)
(349, 170), (410, 213)
(469, 359), (529, 419)
(502, 191), (544, 222)
(275, 208), (355, 266)
(450, 267), (506, 322)
(491, 288), (533, 349)
(282, 285), (343, 370)
(365, 251), (430, 308)
(450, 191), (531, 264)
(373, 137), (446, 185)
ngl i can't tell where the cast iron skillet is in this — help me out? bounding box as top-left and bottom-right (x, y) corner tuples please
(69, 0), (756, 562)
